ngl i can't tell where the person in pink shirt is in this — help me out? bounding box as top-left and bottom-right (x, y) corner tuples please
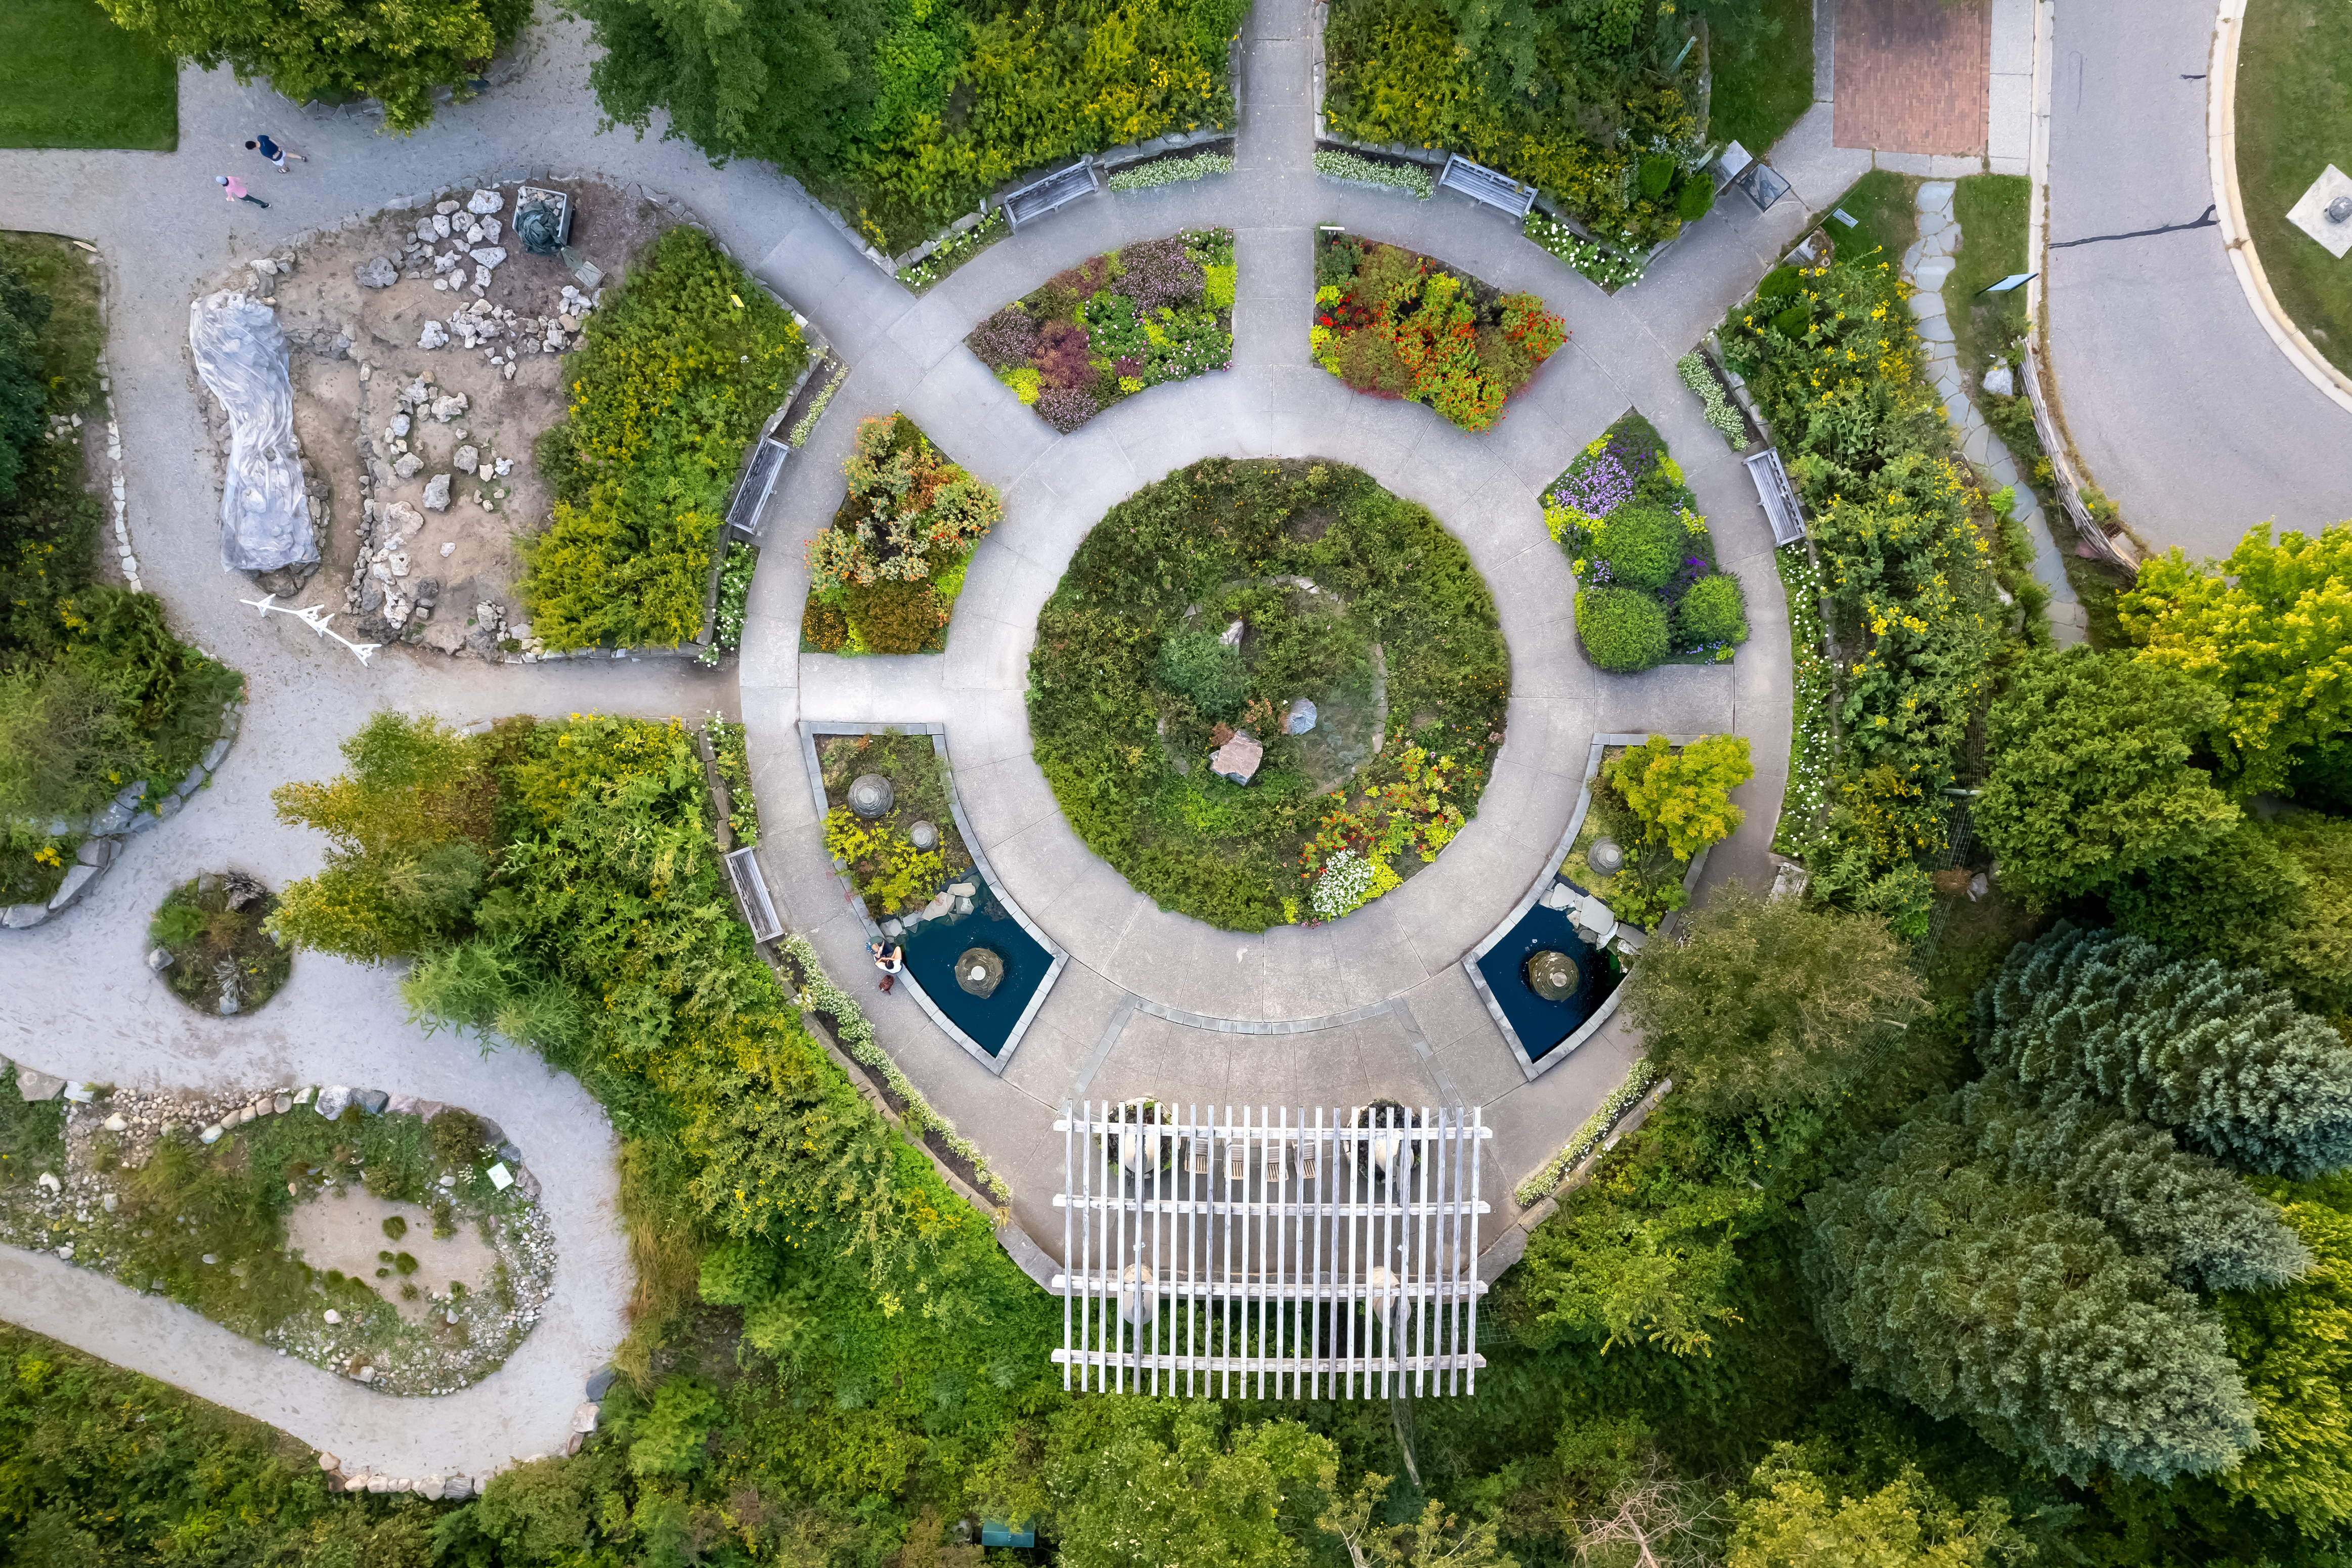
(215, 174), (268, 209)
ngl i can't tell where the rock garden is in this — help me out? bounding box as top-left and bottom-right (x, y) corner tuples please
(1311, 234), (1567, 432)
(147, 870), (292, 1015)
(966, 229), (1235, 432)
(1546, 412), (1751, 672)
(818, 730), (975, 928)
(800, 415), (1000, 655)
(0, 1064), (553, 1398)
(1028, 457), (1509, 931)
(194, 183), (820, 661)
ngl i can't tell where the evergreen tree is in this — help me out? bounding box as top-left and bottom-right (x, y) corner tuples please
(1976, 924), (2352, 1177)
(0, 256), (50, 501)
(1956, 1075), (2310, 1293)
(2215, 1175), (2352, 1537)
(1803, 1114), (2258, 1484)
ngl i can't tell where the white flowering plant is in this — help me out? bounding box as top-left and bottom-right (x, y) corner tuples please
(1313, 148), (1435, 199)
(1677, 351), (1747, 446)
(1524, 211), (1646, 289)
(1513, 1060), (1661, 1206)
(1108, 151), (1234, 191)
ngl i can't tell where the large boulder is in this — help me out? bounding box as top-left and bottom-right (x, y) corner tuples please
(354, 256), (399, 289)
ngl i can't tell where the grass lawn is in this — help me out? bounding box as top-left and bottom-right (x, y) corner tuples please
(1818, 169), (1920, 274)
(2237, 0), (2352, 377)
(1942, 173), (2031, 386)
(1708, 0), (1815, 155)
(0, 232), (105, 414)
(0, 0), (177, 151)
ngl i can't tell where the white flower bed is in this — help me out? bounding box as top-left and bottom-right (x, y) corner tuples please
(1678, 351), (1747, 445)
(1513, 1060), (1661, 1206)
(1313, 149), (1435, 199)
(1310, 849), (1378, 921)
(1108, 151), (1235, 191)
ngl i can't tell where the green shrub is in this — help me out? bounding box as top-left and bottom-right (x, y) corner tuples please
(380, 1214), (406, 1241)
(697, 1237), (778, 1306)
(1638, 154), (1676, 199)
(1593, 503), (1680, 590)
(1757, 266), (1803, 300)
(1156, 625), (1246, 715)
(802, 597), (848, 651)
(520, 228), (806, 651)
(1676, 177), (1716, 222)
(841, 577), (946, 654)
(1577, 587), (1670, 673)
(1771, 304), (1810, 337)
(1677, 573), (1749, 646)
(429, 1109), (485, 1166)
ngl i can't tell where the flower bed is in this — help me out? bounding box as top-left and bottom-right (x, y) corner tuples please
(1313, 146), (1434, 199)
(801, 415), (999, 656)
(1028, 458), (1508, 931)
(695, 541), (756, 668)
(896, 209), (1011, 294)
(1719, 257), (2011, 934)
(1544, 412), (1750, 672)
(1107, 147), (1235, 191)
(1523, 210), (1647, 290)
(520, 227), (808, 651)
(1311, 234), (1566, 432)
(967, 230), (1234, 433)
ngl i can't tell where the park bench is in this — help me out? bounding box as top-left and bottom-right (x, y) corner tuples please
(1003, 157), (1102, 229)
(1438, 153), (1537, 218)
(1744, 449), (1807, 546)
(724, 846), (783, 942)
(724, 434), (791, 538)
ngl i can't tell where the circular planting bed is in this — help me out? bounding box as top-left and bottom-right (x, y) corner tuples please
(149, 873), (292, 1015)
(1028, 458), (1509, 931)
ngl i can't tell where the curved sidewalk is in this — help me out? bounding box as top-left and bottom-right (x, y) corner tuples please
(2042, 0), (2351, 558)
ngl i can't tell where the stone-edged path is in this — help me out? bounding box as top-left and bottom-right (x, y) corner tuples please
(1903, 180), (2087, 642)
(0, 0), (1864, 1473)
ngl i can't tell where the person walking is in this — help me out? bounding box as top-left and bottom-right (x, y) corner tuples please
(215, 174), (268, 209)
(246, 135), (306, 172)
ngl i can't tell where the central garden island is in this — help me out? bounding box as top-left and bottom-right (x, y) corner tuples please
(1027, 458), (1510, 932)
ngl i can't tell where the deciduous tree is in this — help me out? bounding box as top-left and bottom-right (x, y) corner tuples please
(2108, 814), (2352, 1021)
(1607, 733), (1753, 859)
(1975, 646), (2237, 902)
(1977, 924), (2352, 1177)
(96, 0), (533, 133)
(2120, 522), (2352, 796)
(1622, 880), (1925, 1115)
(1045, 1403), (1335, 1568)
(1727, 1445), (2023, 1568)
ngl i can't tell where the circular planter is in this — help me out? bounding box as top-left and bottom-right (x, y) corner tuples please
(148, 873), (291, 1016)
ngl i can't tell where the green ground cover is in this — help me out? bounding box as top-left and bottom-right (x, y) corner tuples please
(967, 229), (1235, 433)
(816, 730), (973, 921)
(1941, 173), (2030, 389)
(573, 0), (1246, 249)
(1820, 168), (1921, 272)
(522, 228), (807, 653)
(799, 414), (997, 656)
(1706, 0), (1814, 156)
(1029, 458), (1508, 930)
(1545, 410), (1751, 672)
(2237, 0), (2352, 377)
(0, 0), (176, 150)
(150, 874), (293, 1014)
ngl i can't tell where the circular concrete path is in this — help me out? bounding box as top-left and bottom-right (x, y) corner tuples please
(0, 0), (1847, 1475)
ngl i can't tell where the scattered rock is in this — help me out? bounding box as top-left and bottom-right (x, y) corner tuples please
(36, 1172), (59, 1192)
(572, 1402), (601, 1434)
(468, 246), (508, 271)
(440, 541), (456, 557)
(358, 1089), (389, 1115)
(103, 1112), (127, 1131)
(315, 1085), (354, 1119)
(354, 256), (399, 289)
(585, 1367), (618, 1402)
(12, 1066), (64, 1101)
(417, 320), (449, 350)
(466, 189), (504, 214)
(947, 882), (976, 898)
(421, 474), (452, 511)
(1285, 697), (1319, 734)
(452, 444), (478, 474)
(1210, 730), (1264, 786)
(323, 1309), (341, 1324)
(1982, 364), (2016, 399)
(199, 1124), (223, 1144)
(319, 1453), (340, 1472)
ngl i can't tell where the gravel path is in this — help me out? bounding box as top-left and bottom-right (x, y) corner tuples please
(0, 0), (1845, 1469)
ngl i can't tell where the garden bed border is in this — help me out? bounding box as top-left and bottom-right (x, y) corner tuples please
(792, 720), (1067, 1074)
(1461, 733), (1711, 1081)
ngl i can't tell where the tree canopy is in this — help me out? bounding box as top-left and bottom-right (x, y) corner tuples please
(1608, 732), (1753, 860)
(1975, 646), (2238, 903)
(1621, 880), (1924, 1115)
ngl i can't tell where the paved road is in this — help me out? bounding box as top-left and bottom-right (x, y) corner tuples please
(0, 0), (1848, 1469)
(2043, 0), (2352, 557)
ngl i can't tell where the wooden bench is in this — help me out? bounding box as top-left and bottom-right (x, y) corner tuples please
(1438, 153), (1537, 218)
(724, 434), (790, 538)
(724, 846), (783, 942)
(1003, 157), (1101, 229)
(1744, 450), (1807, 547)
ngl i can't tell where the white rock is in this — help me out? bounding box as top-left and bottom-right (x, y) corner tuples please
(103, 1113), (127, 1131)
(467, 188), (504, 214)
(453, 445), (478, 474)
(315, 1085), (354, 1118)
(432, 214), (451, 239)
(1982, 364), (2016, 398)
(199, 1124), (224, 1144)
(440, 542), (456, 557)
(36, 1172), (58, 1192)
(469, 246), (508, 270)
(101, 1192), (117, 1212)
(422, 474), (452, 511)
(323, 1309), (342, 1324)
(418, 320), (449, 350)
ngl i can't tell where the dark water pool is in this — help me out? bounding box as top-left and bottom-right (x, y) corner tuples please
(899, 873), (1054, 1056)
(1474, 893), (1622, 1062)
